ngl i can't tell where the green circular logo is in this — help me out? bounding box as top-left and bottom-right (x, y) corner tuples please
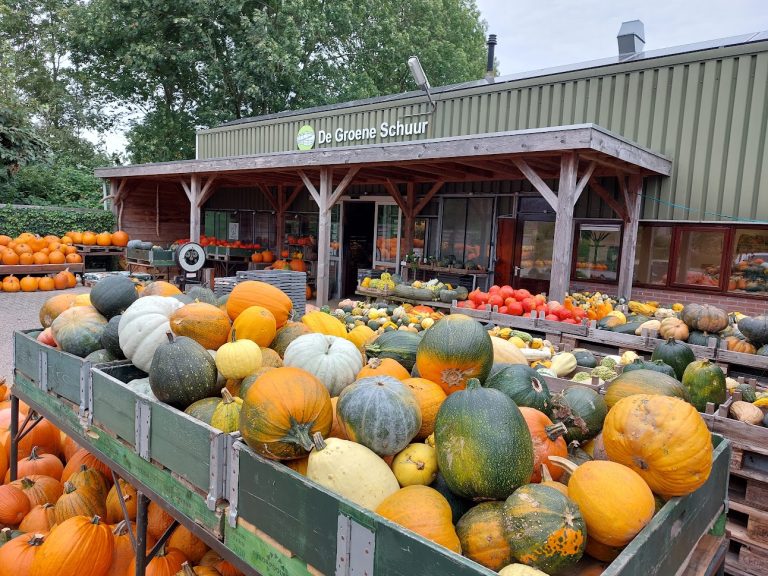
(296, 125), (316, 150)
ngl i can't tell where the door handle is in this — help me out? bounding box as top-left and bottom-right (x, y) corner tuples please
(514, 266), (522, 275)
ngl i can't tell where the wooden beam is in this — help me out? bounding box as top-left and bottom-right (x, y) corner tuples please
(285, 184), (303, 210)
(617, 175), (644, 299)
(401, 183), (416, 257)
(328, 167), (360, 208)
(256, 183), (279, 212)
(179, 178), (192, 203)
(316, 168), (332, 306)
(448, 162), (497, 179)
(589, 178), (628, 221)
(298, 170), (321, 206)
(549, 152), (578, 302)
(575, 161), (596, 201)
(197, 175), (218, 207)
(384, 180), (410, 216)
(512, 158), (559, 210)
(189, 175), (201, 242)
(414, 181), (445, 215)
(114, 178), (128, 205)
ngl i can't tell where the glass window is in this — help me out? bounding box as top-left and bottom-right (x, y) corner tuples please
(330, 204), (341, 258)
(634, 225), (672, 285)
(573, 224), (621, 282)
(439, 198), (493, 269)
(673, 228), (725, 288)
(374, 204), (400, 265)
(520, 220), (555, 280)
(440, 198), (467, 265)
(253, 212), (275, 249)
(729, 228), (768, 295)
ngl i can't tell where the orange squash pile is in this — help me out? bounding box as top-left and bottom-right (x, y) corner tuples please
(0, 231), (89, 292)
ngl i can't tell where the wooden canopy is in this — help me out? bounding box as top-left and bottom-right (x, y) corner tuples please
(95, 124), (671, 304)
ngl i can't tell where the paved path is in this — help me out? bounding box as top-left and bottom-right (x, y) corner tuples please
(0, 286), (90, 382)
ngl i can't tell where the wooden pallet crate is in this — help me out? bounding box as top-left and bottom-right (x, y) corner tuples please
(726, 524), (768, 576)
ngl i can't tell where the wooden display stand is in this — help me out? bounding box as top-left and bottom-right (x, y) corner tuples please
(0, 263), (85, 283)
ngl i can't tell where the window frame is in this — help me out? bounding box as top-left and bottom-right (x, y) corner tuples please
(668, 225), (731, 293)
(569, 219), (624, 285)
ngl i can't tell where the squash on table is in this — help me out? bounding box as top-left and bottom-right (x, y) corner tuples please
(680, 303), (729, 333)
(150, 333), (220, 409)
(306, 436), (399, 510)
(402, 377), (446, 440)
(337, 375), (421, 455)
(737, 315), (768, 347)
(603, 394), (712, 497)
(215, 331), (262, 380)
(485, 364), (552, 412)
(548, 385), (607, 443)
(518, 407), (567, 482)
(357, 357), (410, 380)
(497, 565), (549, 576)
(89, 275), (138, 319)
(141, 280), (182, 297)
(100, 315), (125, 360)
(126, 544), (186, 576)
(0, 484), (30, 525)
(435, 378), (533, 500)
(51, 306), (108, 358)
(658, 317), (689, 341)
(549, 456), (654, 547)
(283, 334), (363, 396)
(119, 296), (184, 372)
(301, 310), (347, 337)
(226, 280), (292, 327)
(29, 515), (113, 576)
(490, 336), (528, 365)
(681, 359), (727, 411)
(269, 321), (311, 357)
(39, 293), (77, 328)
(105, 477), (137, 523)
(0, 532), (46, 576)
(730, 401), (764, 425)
(239, 367), (332, 460)
(416, 315), (494, 395)
(391, 443), (438, 486)
(7, 446), (63, 482)
(18, 503), (56, 533)
(504, 484), (586, 574)
(456, 502), (512, 570)
(53, 481), (105, 523)
(230, 305), (277, 347)
(167, 524), (208, 563)
(550, 352), (578, 377)
(185, 389), (242, 433)
(170, 303), (232, 350)
(11, 475), (63, 508)
(604, 369), (690, 409)
(366, 331), (422, 371)
(651, 337), (695, 380)
(620, 358), (676, 378)
(724, 336), (756, 354)
(375, 485), (461, 553)
(109, 521), (156, 576)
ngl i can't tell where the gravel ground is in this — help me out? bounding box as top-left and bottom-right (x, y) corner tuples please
(0, 286), (90, 382)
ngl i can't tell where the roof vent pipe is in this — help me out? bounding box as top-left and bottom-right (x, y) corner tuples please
(486, 34), (497, 80)
(617, 20), (645, 56)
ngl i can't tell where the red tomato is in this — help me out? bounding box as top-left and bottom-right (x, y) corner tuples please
(521, 298), (536, 313)
(507, 301), (524, 316)
(489, 285), (501, 293)
(500, 285), (515, 299)
(545, 314), (560, 321)
(504, 297), (516, 308)
(488, 294), (504, 307)
(464, 300), (477, 309)
(536, 305), (548, 314)
(556, 308), (573, 320)
(515, 289), (532, 300)
(498, 306), (508, 314)
(534, 294), (547, 305)
(562, 318), (579, 324)
(469, 289), (486, 305)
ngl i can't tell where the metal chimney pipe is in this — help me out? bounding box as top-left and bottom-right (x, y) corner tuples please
(486, 34), (497, 74)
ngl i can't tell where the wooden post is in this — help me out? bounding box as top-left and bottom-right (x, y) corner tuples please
(276, 186), (285, 256)
(617, 175), (643, 299)
(189, 175), (201, 242)
(402, 183), (415, 257)
(549, 152), (578, 302)
(316, 169), (332, 306)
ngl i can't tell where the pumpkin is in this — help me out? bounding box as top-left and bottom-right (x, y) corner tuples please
(185, 389), (242, 433)
(2, 275), (20, 292)
(105, 478), (137, 523)
(456, 502), (511, 570)
(724, 336), (756, 354)
(498, 565), (549, 576)
(283, 334), (363, 396)
(215, 332), (262, 380)
(240, 367), (332, 460)
(504, 484), (586, 573)
(365, 331), (422, 371)
(150, 333), (220, 409)
(604, 369), (690, 408)
(61, 450), (112, 488)
(306, 436), (399, 510)
(93, 231), (110, 246)
(142, 280), (182, 297)
(185, 286), (217, 305)
(90, 276), (138, 319)
(2, 412), (60, 461)
(485, 364), (552, 412)
(73, 293), (90, 306)
(230, 306), (276, 347)
(170, 303), (232, 350)
(0, 527), (24, 545)
(20, 276), (39, 292)
(658, 317), (689, 341)
(346, 325), (376, 355)
(100, 316), (125, 360)
(109, 521), (155, 576)
(737, 315), (768, 347)
(603, 394), (713, 497)
(147, 501), (174, 540)
(259, 347), (282, 367)
(519, 407), (567, 482)
(0, 532), (46, 576)
(549, 457), (654, 547)
(375, 485), (461, 553)
(199, 550), (244, 576)
(177, 563), (220, 576)
(11, 475), (63, 508)
(119, 296), (184, 372)
(687, 330), (720, 347)
(585, 538), (624, 563)
(416, 315), (494, 395)
(548, 385), (607, 443)
(167, 524), (208, 563)
(37, 276), (55, 291)
(651, 337), (695, 380)
(301, 310), (347, 337)
(0, 484), (31, 525)
(682, 359), (727, 411)
(680, 303), (729, 333)
(18, 503), (56, 533)
(61, 435), (80, 462)
(50, 306), (107, 358)
(226, 281), (292, 327)
(53, 481), (106, 523)
(357, 357), (410, 380)
(111, 230), (129, 246)
(402, 378), (446, 439)
(7, 446), (63, 482)
(235, 368), (274, 398)
(127, 544), (186, 576)
(269, 321), (311, 356)
(435, 378), (533, 500)
(391, 443), (438, 486)
(490, 336), (528, 364)
(620, 358), (676, 378)
(38, 293), (76, 328)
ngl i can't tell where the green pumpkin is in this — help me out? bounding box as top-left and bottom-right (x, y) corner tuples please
(733, 383), (757, 403)
(621, 358), (676, 378)
(456, 501), (513, 571)
(186, 286), (218, 305)
(89, 275), (138, 319)
(100, 315), (125, 360)
(0, 528), (25, 546)
(504, 484), (587, 574)
(682, 359), (727, 411)
(651, 338), (695, 380)
(84, 348), (118, 364)
(687, 330), (718, 347)
(738, 315), (768, 347)
(439, 289), (459, 303)
(604, 369), (690, 408)
(548, 385), (607, 443)
(185, 388), (243, 432)
(149, 333), (221, 409)
(365, 331), (422, 371)
(430, 472), (473, 524)
(269, 322), (311, 357)
(435, 378), (534, 500)
(217, 294), (230, 307)
(560, 444), (592, 486)
(758, 344), (768, 356)
(172, 293), (194, 304)
(613, 321), (646, 335)
(485, 364), (552, 412)
(51, 307), (108, 358)
(336, 376), (421, 456)
(572, 349), (597, 368)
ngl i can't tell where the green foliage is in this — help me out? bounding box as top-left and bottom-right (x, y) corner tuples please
(0, 102), (50, 179)
(0, 205), (115, 237)
(126, 108), (196, 164)
(0, 160), (104, 208)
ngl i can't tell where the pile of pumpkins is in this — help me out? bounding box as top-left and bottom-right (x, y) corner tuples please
(62, 231), (129, 247)
(35, 280), (721, 575)
(0, 232), (84, 293)
(328, 298), (444, 334)
(0, 383), (244, 576)
(2, 269), (78, 293)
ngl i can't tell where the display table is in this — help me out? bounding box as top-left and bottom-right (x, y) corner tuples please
(73, 244), (126, 272)
(0, 263), (85, 283)
(355, 287), (452, 309)
(401, 265), (490, 291)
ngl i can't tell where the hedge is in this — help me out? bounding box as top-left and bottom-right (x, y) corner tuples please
(0, 205), (116, 237)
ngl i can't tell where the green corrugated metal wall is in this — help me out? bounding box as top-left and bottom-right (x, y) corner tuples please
(197, 41), (768, 222)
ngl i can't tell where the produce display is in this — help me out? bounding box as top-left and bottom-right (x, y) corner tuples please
(63, 230), (130, 247)
(0, 232), (88, 292)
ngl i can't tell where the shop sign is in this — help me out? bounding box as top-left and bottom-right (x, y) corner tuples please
(296, 120), (429, 150)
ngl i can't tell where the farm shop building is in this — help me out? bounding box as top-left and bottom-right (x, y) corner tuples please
(96, 26), (768, 312)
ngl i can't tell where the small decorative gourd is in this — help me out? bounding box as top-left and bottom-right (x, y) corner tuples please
(216, 330), (262, 380)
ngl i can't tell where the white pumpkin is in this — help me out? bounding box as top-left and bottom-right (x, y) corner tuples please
(283, 333), (363, 396)
(306, 437), (400, 510)
(118, 296), (184, 372)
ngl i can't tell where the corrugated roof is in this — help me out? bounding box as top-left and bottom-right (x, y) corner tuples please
(212, 30), (768, 130)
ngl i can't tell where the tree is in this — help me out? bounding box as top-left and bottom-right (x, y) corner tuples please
(0, 101), (49, 181)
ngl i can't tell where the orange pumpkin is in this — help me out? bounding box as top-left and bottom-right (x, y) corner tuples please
(1, 251), (19, 265)
(357, 357), (410, 381)
(0, 532), (46, 576)
(328, 396), (347, 439)
(402, 378), (446, 440)
(148, 501), (175, 540)
(15, 243), (33, 255)
(519, 407), (568, 482)
(37, 277), (55, 291)
(128, 544), (187, 576)
(61, 449), (112, 486)
(53, 481), (106, 523)
(0, 235), (10, 246)
(10, 475), (64, 508)
(142, 280), (182, 297)
(167, 524), (209, 563)
(226, 280), (292, 327)
(105, 478), (137, 524)
(2, 275), (20, 292)
(29, 237), (47, 252)
(67, 465), (110, 502)
(2, 411), (60, 460)
(110, 230), (129, 246)
(52, 270), (69, 289)
(68, 231), (83, 244)
(19, 503), (57, 533)
(20, 276), (38, 292)
(48, 251), (66, 265)
(61, 434), (80, 462)
(19, 252), (34, 265)
(62, 268), (77, 288)
(96, 232), (112, 246)
(250, 251), (263, 263)
(39, 293), (76, 327)
(455, 501), (511, 570)
(108, 520), (155, 576)
(30, 515), (114, 576)
(7, 446), (63, 482)
(60, 235), (73, 245)
(63, 245), (77, 255)
(229, 305), (277, 347)
(289, 258), (307, 272)
(0, 440), (6, 481)
(0, 484), (31, 525)
(169, 303), (231, 350)
(81, 232), (97, 245)
(260, 250), (274, 263)
(32, 252), (49, 265)
(199, 550), (243, 576)
(280, 249), (290, 258)
(65, 253), (82, 263)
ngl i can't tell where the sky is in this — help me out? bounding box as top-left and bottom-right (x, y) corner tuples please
(96, 0), (767, 156)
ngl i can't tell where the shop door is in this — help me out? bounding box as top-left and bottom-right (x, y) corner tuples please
(494, 218), (516, 286)
(495, 216), (556, 295)
(342, 202), (375, 297)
